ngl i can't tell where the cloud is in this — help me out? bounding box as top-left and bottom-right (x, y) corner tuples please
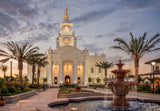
(120, 0), (159, 11)
(108, 55), (132, 63)
(0, 12), (19, 37)
(84, 43), (106, 52)
(94, 35), (104, 39)
(115, 22), (135, 33)
(71, 8), (117, 27)
(0, 0), (37, 18)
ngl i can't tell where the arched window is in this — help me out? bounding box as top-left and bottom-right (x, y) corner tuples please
(91, 68), (94, 73)
(99, 68), (101, 73)
(155, 66), (159, 72)
(54, 77), (58, 84)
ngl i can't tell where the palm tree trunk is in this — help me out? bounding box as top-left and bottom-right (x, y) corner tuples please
(37, 65), (40, 84)
(105, 68), (107, 82)
(32, 64), (35, 85)
(134, 58), (139, 83)
(4, 72), (6, 80)
(18, 60), (23, 85)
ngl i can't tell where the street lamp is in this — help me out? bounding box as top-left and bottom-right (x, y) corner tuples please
(9, 58), (13, 82)
(151, 61), (156, 93)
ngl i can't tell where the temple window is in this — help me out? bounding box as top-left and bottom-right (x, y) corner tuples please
(155, 66), (159, 72)
(99, 68), (101, 73)
(91, 68), (94, 73)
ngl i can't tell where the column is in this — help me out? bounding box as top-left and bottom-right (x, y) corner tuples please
(59, 61), (63, 84)
(84, 55), (88, 86)
(73, 61), (77, 84)
(47, 59), (52, 85)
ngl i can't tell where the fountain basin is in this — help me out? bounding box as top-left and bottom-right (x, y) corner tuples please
(50, 99), (160, 111)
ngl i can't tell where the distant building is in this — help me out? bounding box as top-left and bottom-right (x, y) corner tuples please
(140, 58), (160, 88)
(27, 8), (106, 86)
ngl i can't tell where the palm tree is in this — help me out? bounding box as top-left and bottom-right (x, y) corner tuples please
(0, 64), (8, 80)
(26, 53), (44, 85)
(0, 41), (39, 85)
(112, 32), (160, 83)
(95, 61), (114, 82)
(36, 56), (48, 84)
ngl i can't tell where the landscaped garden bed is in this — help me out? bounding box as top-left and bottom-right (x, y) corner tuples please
(57, 87), (105, 98)
(0, 78), (48, 105)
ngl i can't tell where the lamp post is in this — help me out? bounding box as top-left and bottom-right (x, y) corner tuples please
(9, 58), (13, 82)
(151, 61), (156, 93)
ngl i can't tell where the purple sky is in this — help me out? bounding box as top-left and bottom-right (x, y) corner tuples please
(0, 0), (160, 76)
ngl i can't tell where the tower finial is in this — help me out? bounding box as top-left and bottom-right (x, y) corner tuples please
(66, 8), (68, 15)
(64, 8), (69, 21)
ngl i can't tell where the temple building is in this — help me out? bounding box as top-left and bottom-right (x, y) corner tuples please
(27, 8), (106, 86)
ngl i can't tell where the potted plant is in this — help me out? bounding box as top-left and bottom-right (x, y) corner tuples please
(0, 95), (5, 106)
(75, 85), (81, 92)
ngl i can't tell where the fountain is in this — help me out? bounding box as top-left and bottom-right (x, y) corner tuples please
(108, 59), (135, 108)
(50, 60), (160, 111)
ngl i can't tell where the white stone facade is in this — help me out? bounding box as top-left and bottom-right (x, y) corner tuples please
(27, 9), (106, 86)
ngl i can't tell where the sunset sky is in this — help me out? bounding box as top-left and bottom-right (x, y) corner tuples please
(0, 0), (160, 76)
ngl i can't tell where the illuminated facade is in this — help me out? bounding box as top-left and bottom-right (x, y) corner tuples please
(27, 8), (106, 86)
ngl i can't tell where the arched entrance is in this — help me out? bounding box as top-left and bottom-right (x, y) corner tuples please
(65, 76), (70, 84)
(64, 63), (73, 84)
(154, 77), (160, 88)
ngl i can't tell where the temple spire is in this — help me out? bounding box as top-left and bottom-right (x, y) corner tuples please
(64, 7), (69, 21)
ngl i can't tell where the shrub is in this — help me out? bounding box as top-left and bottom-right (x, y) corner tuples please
(29, 84), (42, 89)
(89, 84), (105, 89)
(137, 84), (152, 93)
(62, 84), (77, 88)
(23, 87), (32, 92)
(96, 78), (101, 83)
(8, 86), (16, 93)
(75, 85), (81, 89)
(155, 87), (160, 94)
(88, 77), (92, 82)
(0, 78), (8, 97)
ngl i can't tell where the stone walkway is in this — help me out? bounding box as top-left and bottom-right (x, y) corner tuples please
(0, 88), (62, 111)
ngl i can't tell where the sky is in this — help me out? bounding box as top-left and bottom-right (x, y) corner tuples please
(0, 0), (160, 76)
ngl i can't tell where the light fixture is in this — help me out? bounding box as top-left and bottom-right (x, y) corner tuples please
(151, 61), (156, 93)
(151, 61), (156, 66)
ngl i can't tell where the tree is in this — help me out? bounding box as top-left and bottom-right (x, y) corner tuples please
(36, 56), (48, 84)
(112, 32), (160, 83)
(0, 41), (39, 85)
(95, 61), (114, 82)
(26, 53), (44, 85)
(0, 64), (8, 80)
